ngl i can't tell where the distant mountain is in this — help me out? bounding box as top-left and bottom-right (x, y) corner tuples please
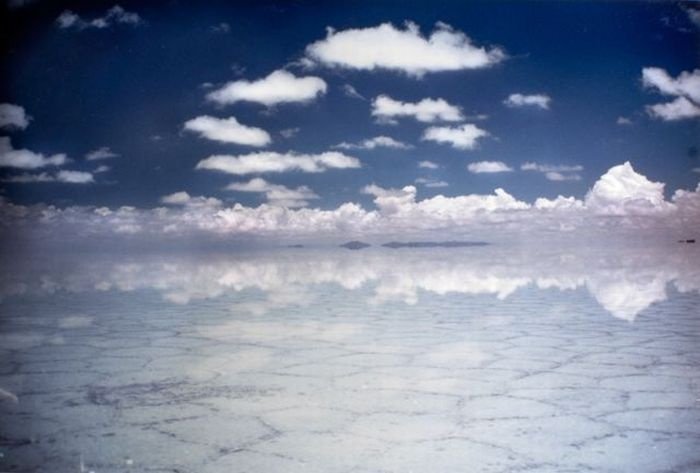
(340, 241), (371, 250)
(381, 241), (489, 249)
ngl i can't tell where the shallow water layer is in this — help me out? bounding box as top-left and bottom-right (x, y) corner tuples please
(1, 246), (699, 472)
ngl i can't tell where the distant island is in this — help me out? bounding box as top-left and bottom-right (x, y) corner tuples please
(340, 241), (371, 250)
(286, 244), (305, 248)
(381, 241), (489, 249)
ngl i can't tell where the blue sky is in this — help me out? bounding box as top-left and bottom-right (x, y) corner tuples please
(0, 1), (698, 242)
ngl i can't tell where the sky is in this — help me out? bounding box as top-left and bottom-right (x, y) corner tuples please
(0, 0), (699, 244)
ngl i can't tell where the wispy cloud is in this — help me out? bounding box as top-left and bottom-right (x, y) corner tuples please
(85, 146), (119, 161)
(503, 93), (551, 110)
(56, 5), (142, 30)
(521, 162), (583, 181)
(225, 178), (319, 208)
(334, 136), (412, 150)
(2, 170), (94, 184)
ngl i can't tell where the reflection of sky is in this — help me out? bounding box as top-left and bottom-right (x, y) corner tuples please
(1, 246), (698, 321)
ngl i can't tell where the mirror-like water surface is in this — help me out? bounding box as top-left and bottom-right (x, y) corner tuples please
(1, 246), (699, 472)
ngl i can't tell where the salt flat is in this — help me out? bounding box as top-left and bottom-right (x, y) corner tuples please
(1, 246), (699, 472)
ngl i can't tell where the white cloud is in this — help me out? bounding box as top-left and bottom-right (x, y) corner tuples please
(1, 172), (55, 183)
(642, 67), (700, 103)
(334, 136), (412, 150)
(342, 84), (365, 100)
(0, 103), (30, 130)
(503, 93), (551, 110)
(418, 160), (439, 169)
(206, 70), (327, 106)
(210, 22), (230, 34)
(646, 97), (700, 121)
(642, 67), (700, 121)
(0, 137), (67, 169)
(415, 178), (448, 188)
(2, 170), (93, 184)
(522, 162), (583, 181)
(183, 116), (271, 147)
(56, 170), (94, 184)
(56, 5), (141, 30)
(85, 146), (119, 161)
(304, 21), (505, 77)
(195, 151), (361, 175)
(686, 7), (700, 28)
(521, 162), (583, 173)
(616, 116), (632, 125)
(3, 162), (698, 243)
(280, 128), (300, 139)
(371, 95), (463, 123)
(545, 172), (581, 182)
(225, 178), (319, 208)
(585, 161), (669, 215)
(160, 191), (192, 205)
(160, 191), (222, 208)
(94, 165), (111, 173)
(422, 124), (488, 150)
(467, 161), (513, 173)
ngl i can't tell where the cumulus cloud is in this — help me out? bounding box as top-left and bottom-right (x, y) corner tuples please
(2, 161), (698, 243)
(206, 70), (327, 106)
(422, 124), (489, 150)
(94, 165), (111, 173)
(56, 5), (141, 30)
(334, 136), (412, 150)
(646, 97), (700, 121)
(160, 191), (222, 208)
(184, 116), (271, 147)
(195, 151), (361, 175)
(503, 93), (551, 109)
(225, 178), (319, 208)
(467, 161), (513, 173)
(642, 67), (700, 102)
(418, 160), (439, 169)
(304, 21), (505, 77)
(584, 161), (669, 215)
(522, 162), (583, 181)
(371, 95), (463, 124)
(85, 146), (119, 161)
(0, 103), (31, 130)
(415, 177), (448, 188)
(642, 67), (700, 120)
(0, 137), (67, 169)
(1, 170), (93, 184)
